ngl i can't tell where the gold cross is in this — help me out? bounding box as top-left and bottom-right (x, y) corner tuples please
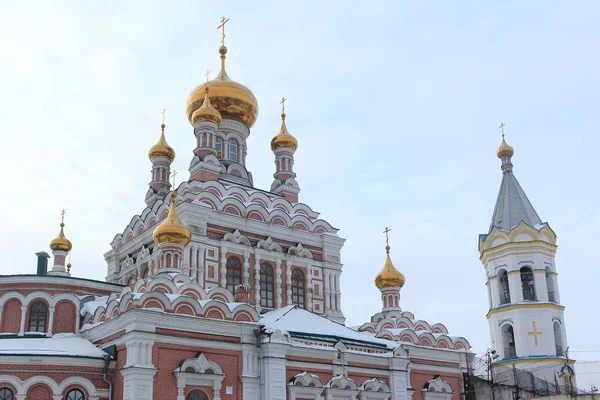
(217, 17), (230, 46)
(499, 122), (506, 139)
(528, 321), (543, 346)
(204, 69), (211, 84)
(383, 227), (391, 247)
(61, 209), (66, 224)
(280, 97), (287, 114)
(161, 108), (167, 125)
(171, 170), (178, 188)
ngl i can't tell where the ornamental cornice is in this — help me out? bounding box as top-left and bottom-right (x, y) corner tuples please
(480, 241), (557, 264)
(0, 355), (107, 367)
(486, 302), (565, 318)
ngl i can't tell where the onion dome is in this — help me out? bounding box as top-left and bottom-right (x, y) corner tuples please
(50, 222), (72, 252)
(148, 124), (176, 161)
(191, 87), (222, 126)
(497, 137), (514, 158)
(270, 112), (298, 151)
(185, 45), (259, 128)
(153, 192), (191, 246)
(375, 245), (405, 289)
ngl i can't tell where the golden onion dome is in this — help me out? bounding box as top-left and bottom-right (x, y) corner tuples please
(50, 223), (72, 252)
(185, 46), (259, 128)
(497, 138), (514, 159)
(375, 245), (405, 289)
(148, 124), (176, 161)
(153, 192), (191, 247)
(270, 112), (298, 151)
(191, 87), (222, 126)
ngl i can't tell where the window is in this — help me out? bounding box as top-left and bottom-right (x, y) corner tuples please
(520, 267), (536, 301)
(226, 257), (242, 294)
(215, 138), (223, 158)
(229, 140), (238, 162)
(260, 264), (274, 308)
(186, 391), (208, 400)
(291, 269), (305, 309)
(0, 388), (13, 400)
(554, 321), (564, 356)
(66, 389), (85, 400)
(28, 301), (48, 332)
(498, 269), (510, 304)
(545, 267), (555, 302)
(501, 324), (516, 358)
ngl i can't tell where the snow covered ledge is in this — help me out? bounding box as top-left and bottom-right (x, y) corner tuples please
(174, 353), (225, 400)
(287, 372), (323, 400)
(422, 375), (453, 400)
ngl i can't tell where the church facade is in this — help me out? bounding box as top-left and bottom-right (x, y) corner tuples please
(0, 21), (570, 400)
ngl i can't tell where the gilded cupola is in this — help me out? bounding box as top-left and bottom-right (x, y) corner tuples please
(271, 110), (298, 152)
(375, 243), (405, 290)
(191, 87), (222, 126)
(50, 220), (72, 252)
(185, 18), (258, 128)
(148, 123), (176, 162)
(496, 123), (514, 159)
(153, 192), (191, 247)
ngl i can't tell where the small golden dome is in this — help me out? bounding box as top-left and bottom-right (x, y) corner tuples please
(50, 223), (72, 252)
(149, 124), (176, 161)
(497, 138), (514, 159)
(153, 192), (191, 246)
(375, 245), (405, 289)
(270, 113), (298, 151)
(185, 46), (259, 128)
(191, 87), (222, 126)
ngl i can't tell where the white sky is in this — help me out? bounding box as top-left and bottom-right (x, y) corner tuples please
(1, 0), (598, 389)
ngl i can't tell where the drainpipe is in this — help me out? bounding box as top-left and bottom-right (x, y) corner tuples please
(103, 354), (113, 400)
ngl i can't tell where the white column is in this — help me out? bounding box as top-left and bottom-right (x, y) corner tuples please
(190, 244), (198, 281)
(334, 273), (341, 313)
(46, 306), (55, 337)
(254, 255), (261, 311)
(508, 272), (522, 303)
(243, 249), (250, 286)
(285, 257), (292, 306)
(182, 245), (191, 275)
(275, 258), (282, 308)
(324, 270), (331, 313)
(19, 306), (27, 335)
(306, 264), (313, 312)
(220, 245), (228, 288)
(198, 245), (206, 286)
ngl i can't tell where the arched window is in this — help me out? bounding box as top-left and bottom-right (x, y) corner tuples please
(215, 138), (223, 158)
(260, 263), (274, 308)
(554, 321), (564, 356)
(186, 391), (208, 400)
(520, 267), (536, 301)
(66, 389), (85, 400)
(501, 324), (516, 358)
(229, 140), (238, 162)
(0, 388), (13, 400)
(226, 257), (242, 294)
(498, 269), (510, 304)
(28, 301), (48, 332)
(545, 267), (555, 302)
(291, 269), (305, 309)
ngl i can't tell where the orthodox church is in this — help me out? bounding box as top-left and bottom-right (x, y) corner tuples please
(0, 21), (572, 400)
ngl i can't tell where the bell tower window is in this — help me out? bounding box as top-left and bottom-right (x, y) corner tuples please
(520, 266), (536, 301)
(498, 269), (510, 304)
(545, 267), (555, 302)
(501, 324), (517, 358)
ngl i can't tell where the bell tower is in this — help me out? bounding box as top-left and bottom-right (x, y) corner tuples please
(478, 124), (573, 382)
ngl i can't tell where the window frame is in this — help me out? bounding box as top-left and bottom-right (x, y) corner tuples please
(28, 300), (48, 333)
(259, 263), (275, 308)
(226, 256), (242, 294)
(65, 388), (85, 400)
(291, 269), (306, 309)
(229, 140), (238, 162)
(0, 387), (14, 400)
(186, 390), (209, 400)
(215, 138), (223, 158)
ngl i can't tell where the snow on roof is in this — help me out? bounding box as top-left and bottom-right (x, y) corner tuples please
(80, 296), (109, 316)
(0, 333), (107, 358)
(260, 306), (396, 349)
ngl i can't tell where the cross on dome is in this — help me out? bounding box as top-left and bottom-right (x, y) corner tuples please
(204, 69), (211, 84)
(217, 17), (230, 46)
(383, 226), (391, 248)
(61, 209), (66, 224)
(499, 122), (506, 139)
(171, 170), (178, 188)
(161, 108), (167, 125)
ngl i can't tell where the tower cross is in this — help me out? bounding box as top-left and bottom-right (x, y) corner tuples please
(171, 170), (178, 188)
(61, 209), (66, 224)
(280, 97), (287, 114)
(161, 108), (167, 125)
(204, 69), (211, 84)
(499, 122), (506, 139)
(528, 321), (543, 346)
(383, 227), (391, 247)
(217, 17), (230, 46)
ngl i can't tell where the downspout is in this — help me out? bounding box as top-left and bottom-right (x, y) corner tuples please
(103, 354), (113, 400)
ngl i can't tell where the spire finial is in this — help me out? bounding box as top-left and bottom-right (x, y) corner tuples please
(383, 226), (391, 253)
(499, 122), (506, 140)
(60, 209), (66, 225)
(171, 170), (178, 188)
(161, 108), (167, 126)
(280, 97), (287, 120)
(218, 17), (230, 46)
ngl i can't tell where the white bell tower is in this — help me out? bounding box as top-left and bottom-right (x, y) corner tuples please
(478, 125), (573, 382)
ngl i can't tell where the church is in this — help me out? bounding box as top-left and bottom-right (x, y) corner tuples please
(0, 20), (572, 400)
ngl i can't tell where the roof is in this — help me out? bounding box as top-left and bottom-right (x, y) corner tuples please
(489, 169), (542, 232)
(0, 333), (107, 358)
(260, 305), (395, 349)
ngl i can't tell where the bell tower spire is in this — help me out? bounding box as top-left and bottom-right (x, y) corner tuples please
(146, 110), (175, 207)
(270, 98), (300, 203)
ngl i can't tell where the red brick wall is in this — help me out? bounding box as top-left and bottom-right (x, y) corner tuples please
(27, 383), (53, 400)
(53, 300), (77, 334)
(1, 298), (21, 333)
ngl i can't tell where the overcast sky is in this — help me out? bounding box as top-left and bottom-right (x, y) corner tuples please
(1, 0), (598, 389)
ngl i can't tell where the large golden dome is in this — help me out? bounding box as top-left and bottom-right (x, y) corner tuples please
(186, 46), (258, 128)
(153, 192), (191, 247)
(375, 245), (405, 289)
(50, 223), (72, 252)
(148, 124), (175, 161)
(270, 113), (298, 151)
